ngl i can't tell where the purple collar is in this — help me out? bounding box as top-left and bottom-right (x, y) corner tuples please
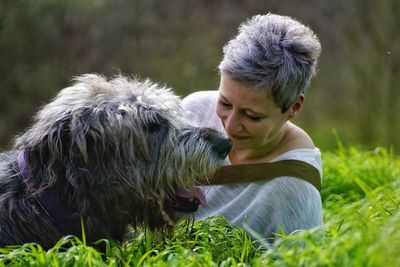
(18, 150), (82, 237)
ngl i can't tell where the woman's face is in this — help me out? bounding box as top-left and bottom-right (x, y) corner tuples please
(216, 74), (291, 154)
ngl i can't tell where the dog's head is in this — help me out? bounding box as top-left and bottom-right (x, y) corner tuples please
(16, 74), (231, 231)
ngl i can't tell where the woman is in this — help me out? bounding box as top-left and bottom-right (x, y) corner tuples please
(182, 13), (322, 241)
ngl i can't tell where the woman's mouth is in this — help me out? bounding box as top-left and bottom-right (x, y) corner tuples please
(229, 134), (249, 140)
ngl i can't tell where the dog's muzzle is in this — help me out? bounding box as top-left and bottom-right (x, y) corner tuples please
(173, 130), (232, 213)
(213, 137), (232, 159)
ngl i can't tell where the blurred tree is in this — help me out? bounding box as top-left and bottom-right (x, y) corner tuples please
(0, 0), (398, 151)
(343, 0), (400, 148)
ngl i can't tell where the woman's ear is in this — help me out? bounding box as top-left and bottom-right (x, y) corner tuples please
(288, 94), (304, 118)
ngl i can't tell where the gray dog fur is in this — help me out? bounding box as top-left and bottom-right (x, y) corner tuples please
(0, 74), (231, 248)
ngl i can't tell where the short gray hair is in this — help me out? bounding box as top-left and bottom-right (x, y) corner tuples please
(219, 13), (321, 113)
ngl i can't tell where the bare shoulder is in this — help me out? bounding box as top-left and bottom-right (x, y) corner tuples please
(182, 90), (218, 105)
(284, 122), (315, 150)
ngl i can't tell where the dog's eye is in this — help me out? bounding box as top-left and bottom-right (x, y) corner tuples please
(117, 110), (127, 117)
(146, 121), (160, 132)
(147, 115), (169, 133)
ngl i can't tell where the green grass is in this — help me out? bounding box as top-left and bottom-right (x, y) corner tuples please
(1, 146), (399, 266)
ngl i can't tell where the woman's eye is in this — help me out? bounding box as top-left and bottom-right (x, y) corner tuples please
(218, 100), (231, 108)
(247, 114), (263, 121)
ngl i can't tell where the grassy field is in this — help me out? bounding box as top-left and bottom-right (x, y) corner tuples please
(1, 145), (399, 266)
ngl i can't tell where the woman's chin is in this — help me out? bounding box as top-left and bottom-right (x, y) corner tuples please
(231, 138), (251, 149)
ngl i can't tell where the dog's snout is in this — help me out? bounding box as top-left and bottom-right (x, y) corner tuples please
(213, 138), (232, 159)
(194, 127), (232, 159)
(182, 127), (232, 159)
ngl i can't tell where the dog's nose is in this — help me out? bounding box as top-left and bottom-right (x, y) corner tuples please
(213, 138), (232, 159)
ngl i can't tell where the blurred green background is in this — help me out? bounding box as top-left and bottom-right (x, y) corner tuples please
(0, 0), (399, 152)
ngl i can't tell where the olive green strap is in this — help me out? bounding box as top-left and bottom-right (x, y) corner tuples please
(208, 159), (321, 192)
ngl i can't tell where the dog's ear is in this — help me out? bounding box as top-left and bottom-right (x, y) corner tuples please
(25, 106), (115, 190)
(68, 106), (122, 166)
(23, 106), (107, 182)
(33, 103), (131, 169)
(20, 112), (73, 189)
(69, 107), (99, 165)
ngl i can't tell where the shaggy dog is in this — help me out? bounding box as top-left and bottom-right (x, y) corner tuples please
(0, 74), (231, 249)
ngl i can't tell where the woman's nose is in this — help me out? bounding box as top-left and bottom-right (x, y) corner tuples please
(224, 111), (242, 133)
